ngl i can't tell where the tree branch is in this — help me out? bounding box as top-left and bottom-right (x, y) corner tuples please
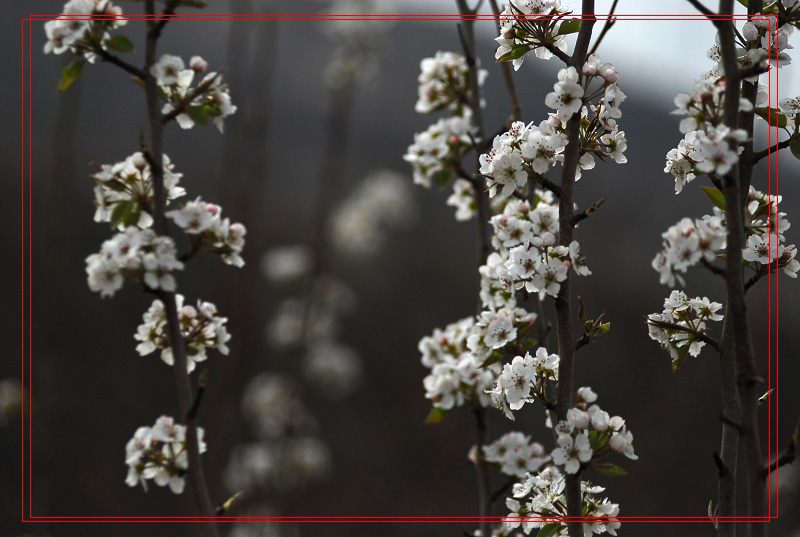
(760, 413), (800, 479)
(489, 0), (522, 122)
(144, 2), (218, 533)
(752, 136), (796, 164)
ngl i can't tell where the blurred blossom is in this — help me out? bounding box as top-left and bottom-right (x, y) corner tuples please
(241, 373), (317, 439)
(260, 245), (314, 286)
(328, 169), (416, 259)
(304, 341), (363, 400)
(0, 378), (21, 426)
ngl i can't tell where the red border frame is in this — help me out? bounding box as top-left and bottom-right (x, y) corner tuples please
(20, 10), (781, 525)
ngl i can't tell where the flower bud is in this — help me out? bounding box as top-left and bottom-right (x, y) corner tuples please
(190, 56), (208, 72)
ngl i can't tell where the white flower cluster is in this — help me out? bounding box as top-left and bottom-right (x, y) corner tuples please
(166, 197), (247, 267)
(486, 348), (559, 420)
(743, 195), (800, 278)
(779, 95), (800, 132)
(652, 186), (799, 285)
(125, 415), (206, 494)
(504, 467), (620, 536)
(446, 178), (478, 221)
(495, 0), (570, 70)
(92, 152), (185, 230)
(480, 120), (565, 200)
(328, 169), (416, 259)
(647, 290), (724, 363)
(322, 0), (389, 88)
(85, 227), (183, 297)
(240, 373), (317, 439)
(651, 213), (726, 287)
(134, 294), (231, 373)
(483, 431), (546, 478)
(419, 317), (501, 411)
(480, 197), (590, 304)
(404, 110), (476, 188)
(152, 54), (237, 133)
(736, 18), (794, 69)
(415, 51), (488, 114)
(44, 0), (125, 60)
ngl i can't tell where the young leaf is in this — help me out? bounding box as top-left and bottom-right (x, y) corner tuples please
(424, 406), (452, 425)
(109, 201), (134, 229)
(433, 168), (453, 189)
(754, 107), (787, 129)
(557, 19), (582, 35)
(790, 138), (800, 161)
(58, 59), (86, 93)
(106, 34), (135, 53)
(186, 105), (210, 126)
(593, 462), (628, 477)
(536, 523), (563, 537)
(671, 344), (691, 372)
(701, 186), (726, 210)
(480, 351), (504, 368)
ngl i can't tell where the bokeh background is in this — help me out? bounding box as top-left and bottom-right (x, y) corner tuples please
(4, 1), (800, 536)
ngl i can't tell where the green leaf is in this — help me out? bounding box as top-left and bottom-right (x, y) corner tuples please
(588, 429), (599, 449)
(424, 406), (452, 425)
(754, 107), (787, 129)
(109, 201), (134, 229)
(701, 186), (726, 211)
(122, 206), (141, 228)
(433, 168), (453, 189)
(558, 19), (582, 35)
(671, 344), (691, 372)
(186, 105), (210, 126)
(593, 462), (628, 477)
(536, 522), (563, 537)
(595, 322), (611, 336)
(496, 50), (516, 63)
(58, 59), (85, 93)
(521, 338), (538, 350)
(736, 0), (748, 6)
(790, 138), (800, 161)
(510, 45), (529, 59)
(480, 351), (504, 369)
(106, 34), (135, 53)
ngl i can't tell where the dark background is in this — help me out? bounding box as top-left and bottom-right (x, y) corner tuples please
(4, 1), (800, 536)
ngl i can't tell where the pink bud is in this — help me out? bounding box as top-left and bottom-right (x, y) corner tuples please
(190, 56), (208, 73)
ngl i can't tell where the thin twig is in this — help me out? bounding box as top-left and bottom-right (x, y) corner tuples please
(94, 47), (146, 79)
(570, 198), (604, 227)
(760, 413), (800, 479)
(752, 136), (796, 163)
(587, 0), (618, 57)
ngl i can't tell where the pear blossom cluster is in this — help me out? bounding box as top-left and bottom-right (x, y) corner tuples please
(494, 0), (571, 70)
(404, 112), (476, 188)
(419, 316), (502, 411)
(647, 290), (724, 364)
(652, 186), (799, 286)
(741, 188), (800, 277)
(651, 213), (726, 287)
(303, 341), (363, 400)
(166, 197), (247, 267)
(134, 294), (231, 373)
(504, 468), (621, 537)
(125, 415), (206, 494)
(151, 54), (237, 133)
(479, 120), (565, 199)
(92, 152), (185, 230)
(486, 348), (559, 420)
(415, 51), (488, 114)
(44, 0), (125, 60)
(327, 169), (416, 258)
(735, 18), (794, 68)
(483, 431), (547, 478)
(85, 227), (183, 297)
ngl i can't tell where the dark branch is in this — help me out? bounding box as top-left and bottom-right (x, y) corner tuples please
(752, 136), (796, 164)
(570, 198), (604, 227)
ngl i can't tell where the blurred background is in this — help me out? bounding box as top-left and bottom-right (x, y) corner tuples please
(4, 0), (800, 536)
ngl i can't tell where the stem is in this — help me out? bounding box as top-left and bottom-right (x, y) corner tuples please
(488, 0), (522, 121)
(717, 2), (766, 535)
(554, 4), (595, 537)
(587, 0), (618, 57)
(717, 319), (740, 537)
(456, 3), (491, 534)
(144, 2), (218, 532)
